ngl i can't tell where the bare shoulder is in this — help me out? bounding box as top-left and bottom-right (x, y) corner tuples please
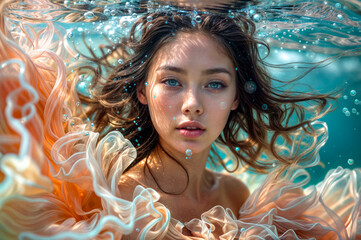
(118, 170), (145, 201)
(215, 171), (250, 208)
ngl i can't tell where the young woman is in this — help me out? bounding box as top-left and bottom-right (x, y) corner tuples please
(0, 4), (360, 240)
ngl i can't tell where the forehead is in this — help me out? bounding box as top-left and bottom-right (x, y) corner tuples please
(150, 32), (234, 70)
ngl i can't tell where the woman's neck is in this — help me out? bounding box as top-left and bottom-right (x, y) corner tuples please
(144, 144), (214, 200)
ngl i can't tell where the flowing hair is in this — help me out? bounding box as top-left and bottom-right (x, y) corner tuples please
(81, 11), (337, 179)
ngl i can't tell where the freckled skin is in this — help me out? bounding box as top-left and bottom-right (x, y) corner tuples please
(138, 32), (238, 157)
(119, 32), (250, 232)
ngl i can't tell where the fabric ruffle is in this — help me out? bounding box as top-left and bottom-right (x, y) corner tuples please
(1, 126), (360, 239)
(0, 6), (360, 240)
(185, 166), (361, 239)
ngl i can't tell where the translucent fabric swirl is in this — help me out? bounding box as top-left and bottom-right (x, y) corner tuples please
(0, 4), (360, 240)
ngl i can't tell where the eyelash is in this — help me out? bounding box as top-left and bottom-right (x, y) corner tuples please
(161, 78), (226, 89)
(207, 81), (226, 89)
(162, 78), (180, 87)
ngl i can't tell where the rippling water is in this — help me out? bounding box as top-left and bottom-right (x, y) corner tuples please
(3, 0), (361, 184)
(4, 0), (361, 52)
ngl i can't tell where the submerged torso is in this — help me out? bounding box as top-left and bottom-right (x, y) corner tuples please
(118, 158), (250, 223)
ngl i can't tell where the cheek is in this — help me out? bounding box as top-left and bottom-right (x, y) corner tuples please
(147, 87), (177, 127)
(207, 98), (234, 127)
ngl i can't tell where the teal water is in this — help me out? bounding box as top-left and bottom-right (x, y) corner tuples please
(4, 0), (361, 186)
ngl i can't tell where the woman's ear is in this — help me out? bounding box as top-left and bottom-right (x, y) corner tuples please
(231, 98), (238, 110)
(137, 86), (148, 105)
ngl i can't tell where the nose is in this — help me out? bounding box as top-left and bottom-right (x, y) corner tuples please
(181, 88), (203, 116)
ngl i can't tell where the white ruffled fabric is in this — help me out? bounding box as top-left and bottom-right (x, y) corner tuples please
(0, 12), (360, 240)
(1, 129), (360, 240)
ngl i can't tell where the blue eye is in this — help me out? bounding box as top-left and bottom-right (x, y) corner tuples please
(208, 81), (224, 89)
(164, 79), (180, 87)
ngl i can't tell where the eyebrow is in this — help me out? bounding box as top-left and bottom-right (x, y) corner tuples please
(202, 68), (232, 77)
(156, 65), (232, 77)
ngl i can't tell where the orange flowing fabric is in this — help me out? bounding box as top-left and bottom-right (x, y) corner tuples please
(0, 3), (360, 240)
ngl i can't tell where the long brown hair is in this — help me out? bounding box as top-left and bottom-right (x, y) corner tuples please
(83, 11), (337, 177)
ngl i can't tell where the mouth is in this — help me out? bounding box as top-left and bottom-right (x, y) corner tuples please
(176, 121), (205, 138)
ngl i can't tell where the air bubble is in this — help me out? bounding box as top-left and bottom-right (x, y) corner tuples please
(138, 127), (142, 131)
(110, 10), (117, 16)
(249, 9), (255, 17)
(173, 117), (176, 120)
(67, 30), (73, 38)
(84, 11), (95, 19)
(118, 59), (124, 64)
(104, 9), (110, 16)
(347, 159), (354, 165)
(75, 53), (80, 60)
(350, 90), (357, 96)
(195, 15), (202, 23)
(147, 16), (153, 22)
(354, 99), (360, 105)
(235, 147), (240, 151)
(253, 14), (261, 22)
(343, 95), (348, 100)
(352, 108), (357, 114)
(185, 149), (192, 157)
(261, 104), (268, 110)
(342, 107), (348, 113)
(337, 14), (343, 20)
(345, 111), (351, 117)
(244, 81), (257, 93)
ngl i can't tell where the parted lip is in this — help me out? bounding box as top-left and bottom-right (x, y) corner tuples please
(176, 121), (205, 130)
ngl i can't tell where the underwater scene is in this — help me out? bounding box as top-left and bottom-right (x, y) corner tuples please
(1, 0), (361, 239)
(4, 0), (360, 185)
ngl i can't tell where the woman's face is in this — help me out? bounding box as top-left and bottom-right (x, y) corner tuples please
(138, 32), (238, 157)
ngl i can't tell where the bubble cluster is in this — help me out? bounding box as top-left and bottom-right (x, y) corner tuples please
(63, 114), (69, 122)
(342, 107), (351, 117)
(342, 89), (360, 117)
